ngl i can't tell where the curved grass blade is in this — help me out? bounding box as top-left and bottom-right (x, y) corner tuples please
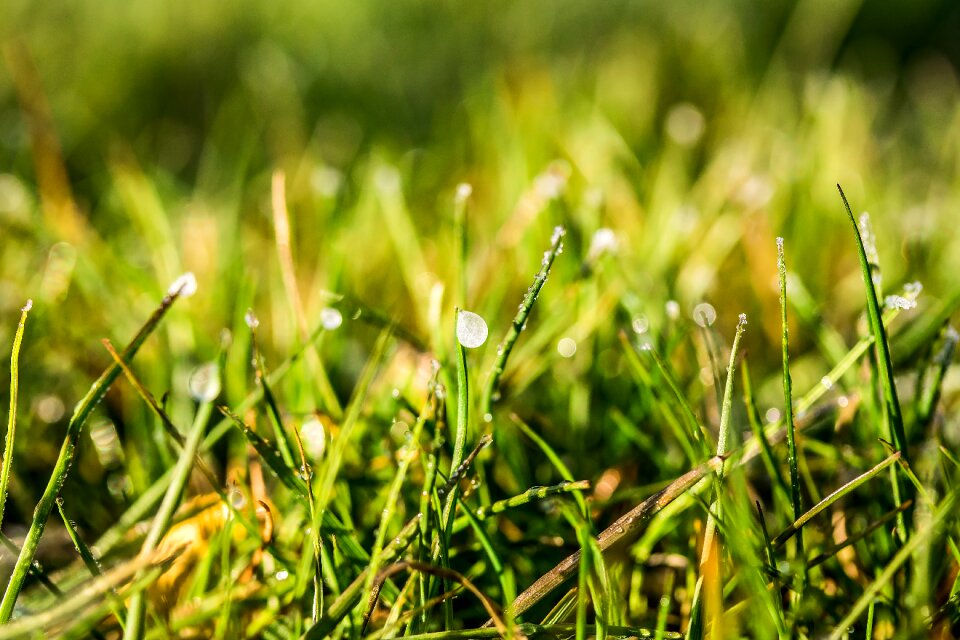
(481, 226), (565, 420)
(501, 455), (724, 621)
(122, 399), (214, 639)
(0, 278), (191, 622)
(0, 300), (31, 534)
(827, 487), (958, 640)
(837, 186), (908, 459)
(772, 451), (901, 547)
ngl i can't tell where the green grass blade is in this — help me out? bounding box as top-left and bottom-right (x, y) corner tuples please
(772, 451), (901, 547)
(481, 226), (565, 421)
(123, 399), (214, 640)
(837, 186), (908, 459)
(0, 300), (31, 534)
(57, 498), (127, 631)
(777, 238), (803, 529)
(827, 487), (958, 640)
(0, 276), (193, 623)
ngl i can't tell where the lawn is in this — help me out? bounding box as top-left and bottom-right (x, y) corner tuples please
(1, 1), (960, 638)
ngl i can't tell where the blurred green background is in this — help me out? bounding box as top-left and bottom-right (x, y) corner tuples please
(1, 0), (960, 620)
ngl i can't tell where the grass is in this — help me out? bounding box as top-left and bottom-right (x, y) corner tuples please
(2, 2), (960, 638)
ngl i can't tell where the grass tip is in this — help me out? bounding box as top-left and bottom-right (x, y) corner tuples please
(167, 272), (197, 298)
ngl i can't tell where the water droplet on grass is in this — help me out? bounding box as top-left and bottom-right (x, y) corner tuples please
(884, 295), (916, 311)
(693, 302), (716, 327)
(320, 306), (343, 329)
(665, 300), (680, 320)
(765, 408), (781, 423)
(557, 337), (577, 358)
(168, 272), (197, 298)
(301, 417), (326, 460)
(631, 315), (649, 334)
(589, 228), (618, 257)
(821, 376), (833, 390)
(550, 225), (566, 245)
(22, 299), (32, 312)
(188, 363), (221, 402)
(244, 309), (259, 330)
(456, 310), (488, 348)
(275, 570), (289, 581)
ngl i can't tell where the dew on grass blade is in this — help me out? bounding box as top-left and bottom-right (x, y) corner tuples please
(456, 309), (488, 348)
(665, 300), (680, 320)
(884, 295), (916, 311)
(693, 302), (716, 327)
(588, 227), (618, 258)
(244, 309), (259, 330)
(167, 272), (197, 298)
(320, 306), (343, 330)
(631, 314), (650, 334)
(557, 337), (577, 358)
(455, 182), (473, 201)
(301, 417), (327, 461)
(821, 376), (834, 390)
(188, 362), (221, 403)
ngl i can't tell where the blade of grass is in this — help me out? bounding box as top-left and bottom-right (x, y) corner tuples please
(772, 451), (901, 547)
(0, 275), (193, 622)
(271, 170), (342, 418)
(827, 487), (958, 640)
(481, 226), (565, 421)
(838, 186), (910, 542)
(777, 237), (806, 611)
(0, 546), (183, 640)
(123, 397), (214, 639)
(916, 325), (957, 428)
(0, 300), (31, 534)
(305, 513), (422, 638)
(510, 414), (587, 516)
(807, 501), (912, 569)
(57, 497), (126, 631)
(688, 313), (747, 638)
(500, 454), (724, 621)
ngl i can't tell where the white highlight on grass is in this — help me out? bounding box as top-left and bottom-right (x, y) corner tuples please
(821, 376), (833, 390)
(456, 182), (473, 201)
(301, 417), (327, 461)
(244, 309), (259, 330)
(310, 166), (343, 197)
(884, 295), (917, 311)
(589, 228), (619, 258)
(557, 337), (577, 358)
(22, 299), (33, 312)
(665, 102), (705, 146)
(551, 225), (566, 245)
(631, 315), (650, 334)
(534, 161), (570, 200)
(456, 310), (488, 348)
(188, 362), (221, 403)
(693, 302), (717, 327)
(168, 272), (198, 298)
(275, 570), (289, 581)
(36, 395), (64, 423)
(320, 307), (343, 330)
(665, 300), (680, 320)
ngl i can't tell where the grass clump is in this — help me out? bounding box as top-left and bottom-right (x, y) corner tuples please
(2, 3), (960, 639)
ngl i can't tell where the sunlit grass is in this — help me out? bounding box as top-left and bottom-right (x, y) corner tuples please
(1, 3), (960, 638)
